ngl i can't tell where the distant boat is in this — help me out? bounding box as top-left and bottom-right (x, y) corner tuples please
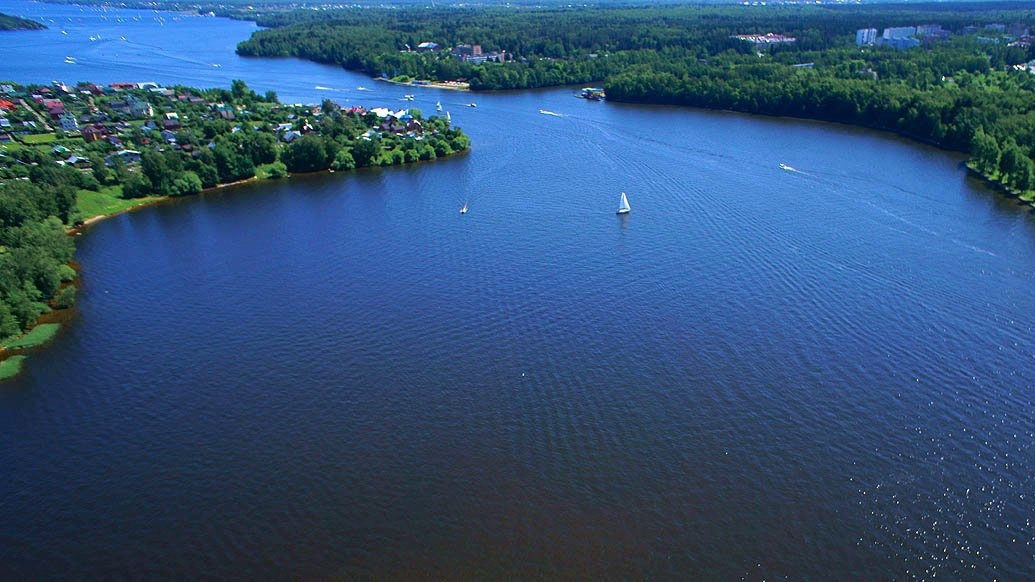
(467, 103), (477, 108)
(356, 86), (370, 91)
(64, 56), (76, 64)
(446, 111), (451, 122)
(60, 30), (68, 35)
(579, 87), (605, 100)
(460, 202), (469, 215)
(779, 163), (797, 172)
(539, 109), (559, 116)
(436, 101), (442, 112)
(616, 191), (631, 215)
(404, 94), (415, 101)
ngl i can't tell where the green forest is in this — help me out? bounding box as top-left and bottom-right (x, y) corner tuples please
(0, 177), (76, 341)
(237, 3), (1035, 195)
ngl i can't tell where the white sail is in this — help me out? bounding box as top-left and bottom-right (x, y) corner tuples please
(617, 192), (631, 214)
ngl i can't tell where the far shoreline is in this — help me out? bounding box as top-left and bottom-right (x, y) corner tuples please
(375, 77), (470, 92)
(605, 96), (1035, 209)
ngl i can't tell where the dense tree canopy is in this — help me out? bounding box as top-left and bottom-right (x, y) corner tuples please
(0, 180), (76, 338)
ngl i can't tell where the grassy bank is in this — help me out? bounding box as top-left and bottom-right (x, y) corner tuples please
(1, 324), (62, 380)
(379, 76), (470, 91)
(3, 323), (61, 350)
(77, 186), (163, 220)
(0, 356), (27, 381)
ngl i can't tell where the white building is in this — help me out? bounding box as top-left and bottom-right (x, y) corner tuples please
(915, 24), (944, 37)
(883, 26), (916, 40)
(856, 28), (877, 46)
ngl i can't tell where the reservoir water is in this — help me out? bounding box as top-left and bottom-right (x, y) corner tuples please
(2, 1), (1034, 577)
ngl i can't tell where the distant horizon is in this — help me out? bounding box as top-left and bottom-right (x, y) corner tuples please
(24, 0), (1035, 10)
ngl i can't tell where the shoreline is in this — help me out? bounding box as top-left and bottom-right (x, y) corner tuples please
(68, 176), (262, 234)
(0, 311), (73, 381)
(4, 174), (286, 377)
(4, 175), (286, 376)
(2, 171), (273, 372)
(963, 161), (1035, 209)
(4, 147), (470, 378)
(374, 77), (470, 92)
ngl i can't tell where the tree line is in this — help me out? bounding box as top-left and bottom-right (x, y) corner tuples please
(0, 169), (78, 339)
(235, 3), (1035, 196)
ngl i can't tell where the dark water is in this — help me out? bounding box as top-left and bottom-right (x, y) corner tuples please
(2, 1), (1035, 578)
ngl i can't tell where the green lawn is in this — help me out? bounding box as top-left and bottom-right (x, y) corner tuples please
(0, 355), (27, 380)
(3, 323), (60, 350)
(77, 186), (162, 218)
(55, 136), (86, 148)
(20, 133), (58, 144)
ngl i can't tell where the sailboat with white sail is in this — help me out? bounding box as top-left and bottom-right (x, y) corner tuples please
(616, 191), (631, 215)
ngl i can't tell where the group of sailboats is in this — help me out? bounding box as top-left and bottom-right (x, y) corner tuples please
(457, 193), (628, 216)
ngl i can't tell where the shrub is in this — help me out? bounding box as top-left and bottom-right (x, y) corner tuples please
(53, 286), (76, 309)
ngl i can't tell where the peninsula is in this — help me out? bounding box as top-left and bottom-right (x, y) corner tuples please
(0, 12), (45, 31)
(0, 79), (470, 378)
